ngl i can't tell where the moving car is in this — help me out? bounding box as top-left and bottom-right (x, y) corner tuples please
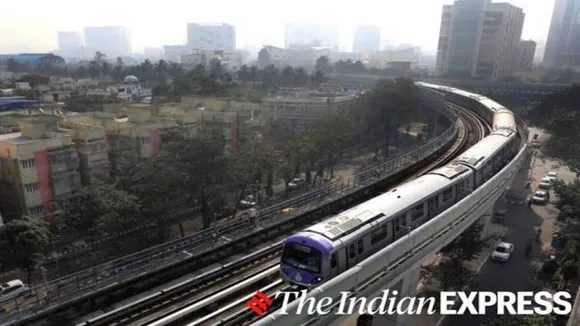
(531, 190), (550, 205)
(538, 177), (553, 190)
(239, 195), (257, 208)
(490, 242), (514, 262)
(0, 280), (29, 303)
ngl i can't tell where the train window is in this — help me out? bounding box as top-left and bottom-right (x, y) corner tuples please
(442, 188), (453, 202)
(358, 239), (363, 254)
(331, 253), (337, 268)
(349, 244), (355, 259)
(371, 226), (388, 244)
(411, 204), (424, 221)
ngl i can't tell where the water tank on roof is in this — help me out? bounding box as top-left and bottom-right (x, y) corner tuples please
(124, 75), (139, 84)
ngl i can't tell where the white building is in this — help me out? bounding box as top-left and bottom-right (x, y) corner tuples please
(187, 23), (236, 51)
(181, 50), (243, 70)
(435, 0), (524, 80)
(84, 26), (132, 58)
(57, 31), (84, 58)
(353, 25), (381, 53)
(284, 23), (338, 49)
(163, 45), (190, 63)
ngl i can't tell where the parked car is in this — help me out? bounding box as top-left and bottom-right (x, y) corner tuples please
(288, 178), (306, 190)
(490, 242), (514, 262)
(0, 280), (29, 303)
(546, 171), (558, 182)
(538, 177), (553, 190)
(531, 190), (550, 205)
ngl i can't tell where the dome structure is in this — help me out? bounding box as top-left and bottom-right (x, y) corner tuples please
(123, 75), (139, 84)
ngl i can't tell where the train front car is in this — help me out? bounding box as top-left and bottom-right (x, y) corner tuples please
(280, 232), (333, 289)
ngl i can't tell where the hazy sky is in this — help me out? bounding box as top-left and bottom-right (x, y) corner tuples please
(0, 0), (555, 55)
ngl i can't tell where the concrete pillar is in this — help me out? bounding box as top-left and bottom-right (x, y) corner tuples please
(372, 266), (422, 326)
(478, 205), (495, 240)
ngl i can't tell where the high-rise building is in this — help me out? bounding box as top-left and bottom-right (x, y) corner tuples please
(84, 26), (132, 58)
(187, 23), (236, 51)
(353, 25), (381, 53)
(514, 40), (537, 72)
(543, 0), (580, 68)
(57, 31), (83, 58)
(163, 45), (190, 63)
(284, 23), (338, 49)
(436, 0), (524, 80)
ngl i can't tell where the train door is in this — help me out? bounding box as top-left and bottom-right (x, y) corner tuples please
(329, 252), (339, 278)
(346, 243), (356, 269)
(427, 197), (435, 219)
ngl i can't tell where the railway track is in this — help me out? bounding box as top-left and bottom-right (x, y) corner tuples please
(106, 105), (487, 326)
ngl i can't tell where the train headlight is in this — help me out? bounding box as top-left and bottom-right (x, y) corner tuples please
(311, 277), (322, 284)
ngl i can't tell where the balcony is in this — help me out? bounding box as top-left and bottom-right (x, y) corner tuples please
(49, 152), (79, 175)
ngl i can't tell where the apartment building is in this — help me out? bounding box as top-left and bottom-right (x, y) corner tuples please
(57, 120), (109, 185)
(0, 118), (81, 219)
(543, 0), (580, 68)
(261, 89), (357, 132)
(436, 0), (524, 80)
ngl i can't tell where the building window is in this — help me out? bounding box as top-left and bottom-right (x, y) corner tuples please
(28, 206), (43, 216)
(22, 159), (35, 169)
(25, 183), (39, 192)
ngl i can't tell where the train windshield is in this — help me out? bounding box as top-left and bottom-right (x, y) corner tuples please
(281, 242), (322, 274)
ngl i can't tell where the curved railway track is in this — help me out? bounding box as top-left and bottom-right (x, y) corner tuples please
(90, 104), (486, 326)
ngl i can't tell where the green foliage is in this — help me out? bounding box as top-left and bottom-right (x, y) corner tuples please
(421, 223), (485, 291)
(528, 87), (580, 171)
(0, 217), (50, 281)
(421, 260), (475, 291)
(440, 222), (485, 264)
(56, 183), (141, 236)
(552, 179), (580, 221)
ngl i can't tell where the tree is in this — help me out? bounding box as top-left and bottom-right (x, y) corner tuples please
(6, 58), (20, 73)
(310, 70), (327, 87)
(315, 56), (333, 74)
(55, 183), (142, 237)
(258, 48), (271, 68)
(421, 222), (485, 291)
(0, 217), (50, 284)
(552, 179), (580, 221)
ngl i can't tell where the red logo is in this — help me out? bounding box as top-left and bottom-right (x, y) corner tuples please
(246, 290), (273, 316)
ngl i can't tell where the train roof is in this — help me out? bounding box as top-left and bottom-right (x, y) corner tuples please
(304, 174), (453, 241)
(453, 132), (515, 168)
(427, 163), (472, 180)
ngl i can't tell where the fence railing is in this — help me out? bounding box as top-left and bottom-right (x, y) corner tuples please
(0, 90), (457, 323)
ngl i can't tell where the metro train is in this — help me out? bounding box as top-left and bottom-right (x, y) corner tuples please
(279, 82), (520, 288)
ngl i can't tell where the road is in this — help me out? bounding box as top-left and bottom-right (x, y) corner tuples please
(444, 128), (573, 326)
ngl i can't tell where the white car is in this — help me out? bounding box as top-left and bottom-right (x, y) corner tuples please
(288, 178), (305, 190)
(531, 190), (550, 205)
(239, 195), (257, 208)
(490, 242), (514, 262)
(538, 177), (552, 190)
(546, 171), (557, 182)
(0, 280), (29, 303)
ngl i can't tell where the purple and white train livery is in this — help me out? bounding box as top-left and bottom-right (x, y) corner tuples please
(280, 82), (520, 288)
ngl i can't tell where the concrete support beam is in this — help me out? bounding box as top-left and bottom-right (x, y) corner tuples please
(478, 205), (495, 240)
(371, 266), (422, 326)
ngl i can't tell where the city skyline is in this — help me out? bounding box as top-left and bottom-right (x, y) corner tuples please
(0, 0), (554, 56)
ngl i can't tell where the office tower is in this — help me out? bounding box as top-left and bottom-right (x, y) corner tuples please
(515, 40), (537, 71)
(84, 26), (132, 58)
(187, 23), (236, 51)
(353, 25), (381, 53)
(57, 31), (83, 58)
(543, 0), (580, 68)
(284, 23), (338, 49)
(436, 0), (524, 80)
